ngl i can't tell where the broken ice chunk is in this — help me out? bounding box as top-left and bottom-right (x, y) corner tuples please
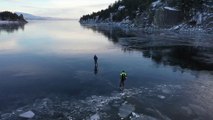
(19, 111), (35, 119)
(118, 104), (135, 118)
(90, 113), (100, 120)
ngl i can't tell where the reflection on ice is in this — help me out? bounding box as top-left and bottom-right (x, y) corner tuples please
(0, 23), (25, 33)
(83, 25), (213, 71)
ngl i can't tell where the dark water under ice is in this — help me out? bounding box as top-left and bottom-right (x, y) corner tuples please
(0, 21), (213, 120)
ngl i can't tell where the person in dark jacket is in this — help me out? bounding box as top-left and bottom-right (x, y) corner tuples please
(94, 55), (98, 65)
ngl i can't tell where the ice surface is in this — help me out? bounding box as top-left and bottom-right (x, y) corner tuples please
(118, 104), (135, 118)
(1, 85), (205, 120)
(19, 111), (35, 119)
(130, 112), (159, 120)
(157, 95), (166, 99)
(156, 84), (182, 95)
(181, 106), (193, 116)
(189, 104), (206, 116)
(90, 113), (100, 120)
(1, 113), (12, 119)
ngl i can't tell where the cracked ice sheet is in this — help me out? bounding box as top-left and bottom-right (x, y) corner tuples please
(0, 86), (184, 120)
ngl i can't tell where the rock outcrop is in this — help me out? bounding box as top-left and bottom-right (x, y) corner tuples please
(154, 7), (183, 28)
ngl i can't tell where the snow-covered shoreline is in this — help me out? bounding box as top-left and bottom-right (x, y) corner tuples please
(80, 0), (213, 34)
(80, 22), (210, 34)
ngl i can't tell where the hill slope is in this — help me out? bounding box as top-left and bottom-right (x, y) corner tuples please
(15, 12), (45, 20)
(80, 0), (213, 31)
(16, 12), (73, 20)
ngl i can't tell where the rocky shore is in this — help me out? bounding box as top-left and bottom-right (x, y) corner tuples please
(80, 0), (213, 33)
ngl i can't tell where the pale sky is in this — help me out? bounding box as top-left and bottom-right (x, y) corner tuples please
(0, 0), (117, 19)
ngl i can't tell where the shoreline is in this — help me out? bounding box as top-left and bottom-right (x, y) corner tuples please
(79, 21), (212, 34)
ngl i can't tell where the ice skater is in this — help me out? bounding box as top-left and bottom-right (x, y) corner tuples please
(94, 55), (98, 66)
(119, 70), (127, 90)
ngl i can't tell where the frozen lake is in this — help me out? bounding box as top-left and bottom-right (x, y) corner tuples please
(0, 20), (213, 120)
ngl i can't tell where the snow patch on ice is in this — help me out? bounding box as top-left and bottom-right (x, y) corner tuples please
(157, 95), (166, 99)
(131, 112), (140, 118)
(19, 111), (35, 119)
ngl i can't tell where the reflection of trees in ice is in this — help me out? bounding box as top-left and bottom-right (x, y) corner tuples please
(81, 25), (135, 44)
(0, 23), (25, 33)
(82, 25), (213, 71)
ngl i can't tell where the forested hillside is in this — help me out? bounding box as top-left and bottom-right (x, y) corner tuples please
(0, 11), (27, 23)
(80, 0), (213, 30)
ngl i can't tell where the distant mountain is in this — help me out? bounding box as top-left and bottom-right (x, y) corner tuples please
(15, 12), (72, 20)
(15, 12), (45, 20)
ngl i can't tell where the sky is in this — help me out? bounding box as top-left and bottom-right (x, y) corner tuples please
(0, 0), (117, 19)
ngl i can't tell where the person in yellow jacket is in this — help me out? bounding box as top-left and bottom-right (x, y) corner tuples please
(120, 70), (127, 90)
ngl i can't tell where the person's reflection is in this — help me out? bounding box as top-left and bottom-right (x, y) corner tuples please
(94, 64), (98, 75)
(93, 55), (98, 75)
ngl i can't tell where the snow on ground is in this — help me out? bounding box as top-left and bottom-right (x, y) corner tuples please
(118, 6), (125, 11)
(164, 7), (180, 11)
(152, 0), (161, 7)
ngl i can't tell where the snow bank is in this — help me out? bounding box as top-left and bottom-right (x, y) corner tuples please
(118, 6), (125, 11)
(164, 7), (180, 11)
(152, 0), (161, 7)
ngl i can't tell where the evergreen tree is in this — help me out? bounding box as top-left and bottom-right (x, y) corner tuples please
(175, 0), (204, 20)
(0, 11), (27, 22)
